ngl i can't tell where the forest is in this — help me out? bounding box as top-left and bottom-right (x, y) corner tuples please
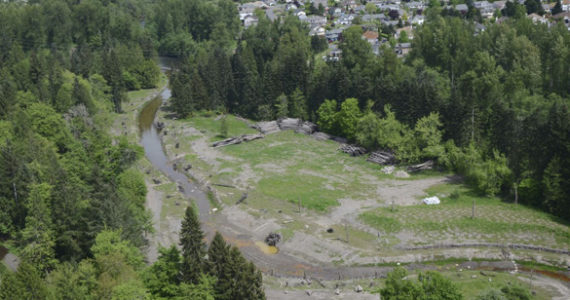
(0, 0), (568, 298)
(169, 2), (570, 222)
(0, 0), (264, 298)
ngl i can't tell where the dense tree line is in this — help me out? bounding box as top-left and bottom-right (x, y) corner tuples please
(0, 0), (265, 298)
(1, 207), (265, 299)
(170, 8), (570, 220)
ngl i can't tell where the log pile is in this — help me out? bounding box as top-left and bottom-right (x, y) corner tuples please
(366, 151), (396, 165)
(252, 121), (280, 134)
(311, 132), (331, 141)
(253, 118), (318, 135)
(295, 121), (317, 135)
(338, 144), (367, 156)
(407, 160), (434, 172)
(278, 118), (301, 130)
(211, 134), (264, 148)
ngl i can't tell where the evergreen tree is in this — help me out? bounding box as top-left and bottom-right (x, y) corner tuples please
(143, 246), (181, 298)
(207, 232), (230, 277)
(551, 0), (563, 14)
(20, 183), (57, 274)
(220, 115), (228, 138)
(275, 93), (289, 118)
(179, 206), (205, 284)
(289, 88), (308, 120)
(0, 262), (49, 299)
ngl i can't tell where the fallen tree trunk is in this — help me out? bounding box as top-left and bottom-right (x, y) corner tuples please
(211, 134), (264, 148)
(212, 183), (236, 188)
(407, 160), (434, 172)
(236, 192), (248, 204)
(367, 151), (396, 165)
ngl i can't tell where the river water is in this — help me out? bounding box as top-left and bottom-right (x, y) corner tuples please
(138, 81), (211, 220)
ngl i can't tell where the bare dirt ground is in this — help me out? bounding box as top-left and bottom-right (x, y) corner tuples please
(518, 275), (570, 300)
(265, 289), (379, 300)
(121, 78), (568, 296)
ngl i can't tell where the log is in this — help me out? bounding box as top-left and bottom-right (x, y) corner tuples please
(252, 121), (280, 134)
(367, 151), (396, 165)
(278, 118), (301, 130)
(338, 144), (367, 156)
(311, 132), (331, 141)
(295, 121), (317, 135)
(236, 192), (248, 204)
(211, 134), (264, 148)
(407, 160), (434, 172)
(212, 183), (236, 188)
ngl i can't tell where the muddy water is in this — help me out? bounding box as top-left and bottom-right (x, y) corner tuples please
(138, 85), (211, 219)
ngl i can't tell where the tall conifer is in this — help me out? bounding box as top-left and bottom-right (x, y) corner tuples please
(179, 206), (205, 284)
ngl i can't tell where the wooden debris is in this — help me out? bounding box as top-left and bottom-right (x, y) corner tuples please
(311, 132), (331, 141)
(212, 183), (236, 188)
(278, 118), (301, 130)
(367, 151), (396, 165)
(211, 134), (264, 148)
(236, 192), (248, 204)
(407, 160), (434, 172)
(252, 121), (280, 134)
(338, 144), (367, 156)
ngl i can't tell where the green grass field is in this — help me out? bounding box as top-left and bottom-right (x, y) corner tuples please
(159, 114), (570, 254)
(360, 183), (570, 248)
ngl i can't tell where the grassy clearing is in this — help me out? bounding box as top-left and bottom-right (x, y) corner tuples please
(160, 113), (569, 255)
(360, 183), (570, 248)
(365, 269), (553, 299)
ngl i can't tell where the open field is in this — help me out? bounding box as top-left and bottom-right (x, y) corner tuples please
(263, 266), (565, 300)
(156, 112), (569, 270)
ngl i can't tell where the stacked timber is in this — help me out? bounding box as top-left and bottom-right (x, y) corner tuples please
(295, 121), (318, 135)
(252, 121), (280, 134)
(407, 160), (434, 172)
(367, 151), (396, 165)
(211, 134), (264, 148)
(311, 132), (331, 141)
(338, 144), (367, 156)
(278, 118), (301, 130)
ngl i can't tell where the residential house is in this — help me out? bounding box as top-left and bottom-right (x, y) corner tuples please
(361, 14), (388, 23)
(411, 15), (425, 25)
(335, 14), (355, 25)
(324, 44), (342, 61)
(563, 0), (570, 12)
(306, 15), (328, 27)
(451, 4), (469, 13)
(406, 1), (425, 10)
(395, 42), (411, 57)
(326, 28), (345, 42)
(552, 11), (570, 29)
(528, 13), (549, 25)
(493, 1), (506, 10)
(362, 30), (379, 44)
(309, 26), (326, 36)
(474, 1), (494, 18)
(244, 15), (259, 28)
(395, 26), (413, 40)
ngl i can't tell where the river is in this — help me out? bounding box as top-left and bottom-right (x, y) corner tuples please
(138, 77), (211, 220)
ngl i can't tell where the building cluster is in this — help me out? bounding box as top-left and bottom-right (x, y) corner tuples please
(238, 0), (570, 60)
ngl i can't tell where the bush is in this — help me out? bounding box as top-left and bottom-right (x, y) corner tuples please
(122, 71), (141, 90)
